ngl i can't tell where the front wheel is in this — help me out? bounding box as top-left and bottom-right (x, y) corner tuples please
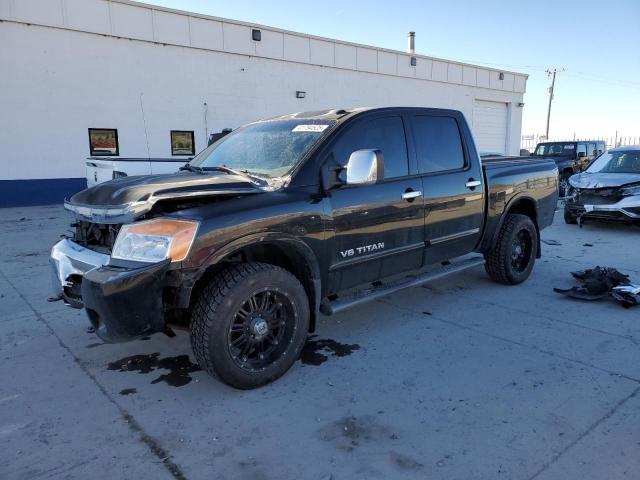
(559, 174), (571, 197)
(564, 208), (577, 224)
(485, 214), (538, 285)
(190, 262), (310, 389)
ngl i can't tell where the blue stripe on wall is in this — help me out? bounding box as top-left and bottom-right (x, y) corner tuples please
(0, 178), (87, 207)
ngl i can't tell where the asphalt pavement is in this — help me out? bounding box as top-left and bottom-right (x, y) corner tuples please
(1, 204), (638, 480)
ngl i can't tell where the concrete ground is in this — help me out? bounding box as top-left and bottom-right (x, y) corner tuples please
(1, 204), (639, 480)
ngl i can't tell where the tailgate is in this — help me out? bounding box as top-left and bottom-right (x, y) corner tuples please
(86, 159), (115, 187)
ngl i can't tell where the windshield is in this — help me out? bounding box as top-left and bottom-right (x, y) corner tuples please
(586, 150), (640, 174)
(533, 143), (575, 156)
(189, 119), (336, 177)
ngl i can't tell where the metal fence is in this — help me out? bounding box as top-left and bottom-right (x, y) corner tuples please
(521, 134), (639, 152)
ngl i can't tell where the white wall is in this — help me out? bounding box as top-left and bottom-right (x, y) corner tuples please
(0, 0), (526, 181)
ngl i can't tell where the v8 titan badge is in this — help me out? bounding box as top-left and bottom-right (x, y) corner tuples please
(340, 242), (385, 259)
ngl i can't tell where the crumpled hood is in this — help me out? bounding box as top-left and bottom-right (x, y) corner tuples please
(66, 171), (264, 223)
(569, 172), (640, 189)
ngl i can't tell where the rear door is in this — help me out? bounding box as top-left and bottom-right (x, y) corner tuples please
(410, 113), (485, 264)
(326, 114), (425, 292)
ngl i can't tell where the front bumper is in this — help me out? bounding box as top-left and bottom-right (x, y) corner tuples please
(51, 239), (110, 308)
(566, 195), (640, 221)
(50, 239), (170, 342)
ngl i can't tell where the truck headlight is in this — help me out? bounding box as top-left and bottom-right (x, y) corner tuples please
(621, 185), (640, 196)
(112, 218), (199, 263)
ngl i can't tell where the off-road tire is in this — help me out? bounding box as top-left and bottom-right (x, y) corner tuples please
(484, 213), (538, 285)
(559, 173), (571, 197)
(190, 262), (309, 389)
(563, 208), (577, 224)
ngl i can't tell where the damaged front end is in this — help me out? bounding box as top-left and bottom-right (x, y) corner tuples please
(564, 182), (640, 224)
(50, 238), (171, 342)
(50, 170), (267, 342)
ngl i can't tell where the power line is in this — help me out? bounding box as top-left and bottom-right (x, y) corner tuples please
(562, 71), (640, 90)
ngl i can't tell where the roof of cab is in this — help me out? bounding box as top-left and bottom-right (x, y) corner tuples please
(264, 106), (463, 122)
(537, 140), (605, 144)
(609, 144), (640, 152)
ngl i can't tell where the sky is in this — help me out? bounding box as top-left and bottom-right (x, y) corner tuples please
(144, 0), (640, 141)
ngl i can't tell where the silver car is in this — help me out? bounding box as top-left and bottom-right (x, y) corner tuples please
(564, 145), (640, 225)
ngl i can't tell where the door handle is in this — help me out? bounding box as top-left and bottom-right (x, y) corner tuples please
(465, 180), (481, 189)
(402, 190), (423, 200)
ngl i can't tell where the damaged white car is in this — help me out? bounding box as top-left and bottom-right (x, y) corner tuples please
(564, 145), (640, 225)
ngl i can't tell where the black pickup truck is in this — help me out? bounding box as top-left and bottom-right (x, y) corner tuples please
(51, 107), (558, 389)
(531, 140), (605, 195)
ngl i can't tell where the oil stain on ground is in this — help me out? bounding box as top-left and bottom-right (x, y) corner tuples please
(318, 415), (398, 452)
(107, 353), (201, 387)
(300, 336), (360, 366)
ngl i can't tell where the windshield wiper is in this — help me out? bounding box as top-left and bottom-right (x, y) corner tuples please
(200, 166), (268, 185)
(179, 164), (205, 174)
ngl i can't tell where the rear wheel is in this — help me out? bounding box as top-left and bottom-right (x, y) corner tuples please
(190, 262), (309, 389)
(485, 214), (538, 285)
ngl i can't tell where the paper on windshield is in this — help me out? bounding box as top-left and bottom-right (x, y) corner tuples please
(292, 125), (329, 133)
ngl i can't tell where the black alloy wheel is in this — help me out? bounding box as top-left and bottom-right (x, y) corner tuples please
(485, 213), (538, 285)
(227, 288), (296, 372)
(190, 262), (310, 389)
(510, 229), (533, 273)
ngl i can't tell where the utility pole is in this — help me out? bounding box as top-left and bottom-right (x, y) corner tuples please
(545, 69), (556, 138)
(544, 68), (564, 139)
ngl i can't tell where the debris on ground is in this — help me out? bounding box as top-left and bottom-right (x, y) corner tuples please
(541, 239), (562, 246)
(554, 266), (639, 308)
(611, 285), (640, 308)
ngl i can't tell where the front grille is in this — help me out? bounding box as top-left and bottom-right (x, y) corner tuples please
(72, 221), (121, 254)
(576, 188), (622, 205)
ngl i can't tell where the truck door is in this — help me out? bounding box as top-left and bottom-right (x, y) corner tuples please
(409, 113), (484, 264)
(326, 115), (425, 292)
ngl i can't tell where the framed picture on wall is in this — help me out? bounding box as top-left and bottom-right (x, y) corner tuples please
(88, 128), (119, 156)
(171, 130), (195, 156)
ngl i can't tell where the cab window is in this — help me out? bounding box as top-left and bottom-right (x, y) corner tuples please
(413, 116), (465, 174)
(333, 116), (409, 179)
(576, 143), (587, 157)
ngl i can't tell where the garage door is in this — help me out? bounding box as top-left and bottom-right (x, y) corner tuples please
(472, 100), (508, 155)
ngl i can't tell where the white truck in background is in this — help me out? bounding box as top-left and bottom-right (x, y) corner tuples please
(85, 129), (232, 186)
(85, 157), (189, 187)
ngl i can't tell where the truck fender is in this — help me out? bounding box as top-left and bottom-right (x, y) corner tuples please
(489, 194), (541, 259)
(198, 232), (322, 330)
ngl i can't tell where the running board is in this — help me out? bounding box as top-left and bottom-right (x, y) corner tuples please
(320, 256), (486, 316)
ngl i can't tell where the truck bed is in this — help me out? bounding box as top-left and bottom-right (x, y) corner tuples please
(479, 156), (559, 252)
(481, 155), (544, 166)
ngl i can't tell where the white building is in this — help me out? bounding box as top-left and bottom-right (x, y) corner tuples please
(0, 0), (527, 206)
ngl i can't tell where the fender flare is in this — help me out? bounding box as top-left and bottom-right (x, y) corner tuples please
(196, 232), (323, 328)
(489, 194), (541, 258)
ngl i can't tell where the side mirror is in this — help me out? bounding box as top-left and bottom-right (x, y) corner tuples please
(520, 149), (530, 157)
(577, 152), (586, 158)
(346, 149), (384, 185)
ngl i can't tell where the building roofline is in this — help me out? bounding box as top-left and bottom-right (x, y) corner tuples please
(116, 0), (528, 79)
